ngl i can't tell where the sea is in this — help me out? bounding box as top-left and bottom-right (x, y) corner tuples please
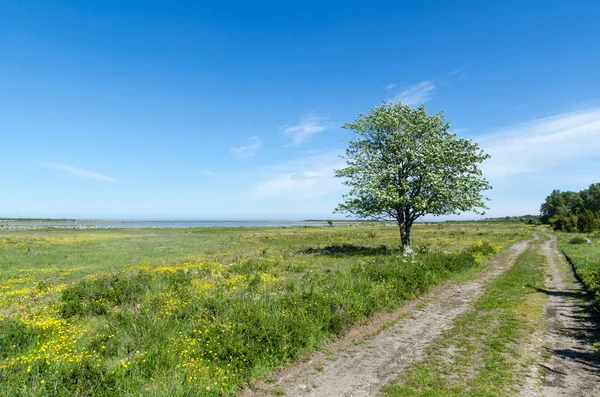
(0, 220), (330, 229)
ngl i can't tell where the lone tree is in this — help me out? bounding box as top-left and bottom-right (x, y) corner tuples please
(334, 102), (492, 251)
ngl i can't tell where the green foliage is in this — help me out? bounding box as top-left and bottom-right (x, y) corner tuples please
(550, 211), (579, 232)
(0, 318), (39, 358)
(60, 272), (155, 318)
(578, 209), (599, 233)
(581, 183), (600, 212)
(569, 236), (587, 245)
(481, 215), (540, 224)
(467, 240), (496, 256)
(335, 102), (491, 249)
(540, 184), (600, 229)
(559, 233), (600, 307)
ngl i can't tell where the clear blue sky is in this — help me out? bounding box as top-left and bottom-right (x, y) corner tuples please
(2, 0), (599, 220)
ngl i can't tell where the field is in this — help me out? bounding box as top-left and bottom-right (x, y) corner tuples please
(0, 223), (532, 396)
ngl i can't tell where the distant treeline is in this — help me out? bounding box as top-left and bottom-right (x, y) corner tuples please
(442, 215), (540, 224)
(477, 215), (540, 224)
(540, 183), (600, 232)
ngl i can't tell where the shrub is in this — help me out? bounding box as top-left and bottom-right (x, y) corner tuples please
(0, 318), (38, 357)
(569, 236), (587, 245)
(550, 212), (578, 232)
(60, 271), (155, 318)
(578, 209), (599, 233)
(468, 241), (496, 256)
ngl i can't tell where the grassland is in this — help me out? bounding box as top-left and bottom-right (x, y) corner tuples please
(557, 231), (600, 307)
(0, 223), (531, 396)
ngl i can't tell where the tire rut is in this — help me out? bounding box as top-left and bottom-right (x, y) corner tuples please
(244, 238), (533, 397)
(520, 233), (600, 397)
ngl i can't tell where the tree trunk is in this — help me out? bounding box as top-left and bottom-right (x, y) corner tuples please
(398, 221), (412, 253)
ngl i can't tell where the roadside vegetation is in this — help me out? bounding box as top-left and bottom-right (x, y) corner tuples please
(557, 231), (600, 307)
(0, 223), (530, 396)
(382, 233), (547, 397)
(540, 182), (600, 307)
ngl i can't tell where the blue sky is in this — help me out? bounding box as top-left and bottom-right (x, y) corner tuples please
(2, 0), (600, 220)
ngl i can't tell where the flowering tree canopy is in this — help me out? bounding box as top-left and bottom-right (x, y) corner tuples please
(335, 102), (492, 250)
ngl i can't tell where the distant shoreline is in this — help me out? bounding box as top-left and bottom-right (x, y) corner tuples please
(0, 219), (332, 230)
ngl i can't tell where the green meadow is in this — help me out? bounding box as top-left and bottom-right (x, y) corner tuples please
(0, 223), (531, 396)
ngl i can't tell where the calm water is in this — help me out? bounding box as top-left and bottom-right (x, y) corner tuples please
(0, 220), (329, 229)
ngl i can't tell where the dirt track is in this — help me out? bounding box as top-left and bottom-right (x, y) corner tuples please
(245, 239), (533, 397)
(520, 234), (600, 396)
(242, 233), (600, 397)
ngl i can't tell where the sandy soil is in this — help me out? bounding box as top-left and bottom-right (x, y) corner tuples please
(520, 234), (600, 396)
(242, 239), (533, 397)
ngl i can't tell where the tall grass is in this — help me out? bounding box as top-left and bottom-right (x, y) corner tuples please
(1, 246), (499, 395)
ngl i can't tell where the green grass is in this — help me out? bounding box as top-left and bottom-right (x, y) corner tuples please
(382, 233), (548, 397)
(0, 223), (531, 396)
(557, 231), (600, 307)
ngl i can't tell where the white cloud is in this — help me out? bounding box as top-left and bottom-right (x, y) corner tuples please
(42, 162), (116, 182)
(201, 170), (216, 176)
(384, 84), (396, 91)
(478, 108), (600, 178)
(389, 81), (435, 106)
(253, 151), (346, 199)
(283, 115), (334, 146)
(448, 67), (467, 77)
(230, 137), (262, 157)
(255, 172), (326, 197)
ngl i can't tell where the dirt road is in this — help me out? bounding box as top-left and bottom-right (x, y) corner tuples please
(243, 233), (599, 397)
(245, 239), (533, 397)
(520, 234), (600, 396)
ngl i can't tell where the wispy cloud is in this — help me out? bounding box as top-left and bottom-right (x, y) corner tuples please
(384, 84), (396, 91)
(230, 137), (262, 157)
(479, 108), (600, 178)
(253, 151), (346, 199)
(448, 66), (468, 77)
(283, 115), (334, 146)
(389, 81), (435, 106)
(201, 170), (216, 176)
(42, 162), (116, 182)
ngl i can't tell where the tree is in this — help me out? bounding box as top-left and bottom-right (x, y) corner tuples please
(540, 190), (583, 223)
(334, 102), (492, 251)
(581, 183), (600, 213)
(563, 191), (584, 214)
(577, 209), (599, 233)
(540, 189), (566, 224)
(550, 211), (578, 232)
(540, 185), (600, 228)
